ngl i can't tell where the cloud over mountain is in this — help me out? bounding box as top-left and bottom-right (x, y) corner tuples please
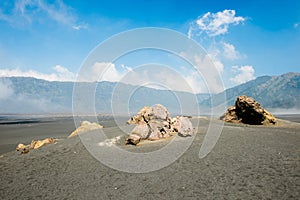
(230, 65), (255, 84)
(0, 65), (75, 82)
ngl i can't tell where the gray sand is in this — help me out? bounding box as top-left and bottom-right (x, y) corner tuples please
(0, 115), (121, 154)
(0, 117), (300, 199)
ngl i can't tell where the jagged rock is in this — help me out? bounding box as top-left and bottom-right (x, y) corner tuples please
(220, 106), (239, 123)
(126, 104), (193, 145)
(68, 121), (103, 138)
(125, 134), (141, 145)
(171, 116), (194, 136)
(220, 95), (277, 125)
(125, 122), (147, 145)
(16, 138), (57, 154)
(148, 120), (172, 140)
(127, 104), (171, 125)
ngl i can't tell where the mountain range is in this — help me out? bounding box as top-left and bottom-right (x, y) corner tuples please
(0, 72), (299, 114)
(205, 72), (300, 109)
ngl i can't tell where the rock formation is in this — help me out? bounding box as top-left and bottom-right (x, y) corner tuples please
(16, 138), (57, 154)
(126, 104), (193, 145)
(220, 95), (277, 125)
(171, 116), (194, 137)
(68, 121), (104, 138)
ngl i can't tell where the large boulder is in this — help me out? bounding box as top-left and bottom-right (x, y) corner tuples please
(126, 104), (193, 145)
(220, 95), (277, 125)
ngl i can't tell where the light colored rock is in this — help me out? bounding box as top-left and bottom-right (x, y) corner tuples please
(68, 121), (103, 138)
(33, 138), (56, 149)
(148, 120), (165, 140)
(126, 104), (193, 145)
(127, 104), (171, 125)
(16, 138), (57, 154)
(171, 116), (194, 136)
(127, 106), (152, 124)
(151, 104), (170, 120)
(131, 122), (150, 139)
(125, 134), (141, 145)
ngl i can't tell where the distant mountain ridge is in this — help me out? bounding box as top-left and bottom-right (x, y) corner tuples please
(0, 77), (207, 114)
(206, 72), (300, 109)
(0, 72), (299, 114)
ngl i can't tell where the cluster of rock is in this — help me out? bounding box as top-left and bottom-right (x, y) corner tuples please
(68, 121), (104, 138)
(16, 138), (57, 154)
(15, 106), (193, 152)
(16, 121), (104, 155)
(220, 95), (277, 125)
(126, 104), (193, 145)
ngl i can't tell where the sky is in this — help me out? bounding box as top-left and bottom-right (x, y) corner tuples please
(0, 0), (299, 93)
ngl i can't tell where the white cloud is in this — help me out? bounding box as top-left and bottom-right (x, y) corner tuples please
(0, 64), (206, 93)
(53, 65), (76, 81)
(212, 59), (224, 73)
(206, 52), (224, 73)
(95, 62), (125, 82)
(0, 0), (86, 29)
(189, 9), (246, 38)
(0, 65), (75, 81)
(77, 62), (126, 82)
(0, 61), (222, 94)
(37, 0), (75, 25)
(120, 64), (133, 72)
(183, 71), (208, 93)
(0, 63), (125, 83)
(187, 10), (247, 90)
(0, 79), (13, 100)
(72, 24), (88, 30)
(80, 62), (207, 93)
(222, 42), (240, 60)
(230, 65), (255, 84)
(179, 52), (225, 93)
(119, 65), (206, 93)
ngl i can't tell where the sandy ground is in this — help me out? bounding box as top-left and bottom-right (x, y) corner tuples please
(0, 116), (299, 199)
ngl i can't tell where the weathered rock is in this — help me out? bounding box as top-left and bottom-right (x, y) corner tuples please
(32, 138), (56, 149)
(220, 95), (277, 125)
(220, 106), (239, 123)
(127, 106), (151, 124)
(125, 134), (141, 145)
(148, 120), (172, 140)
(131, 122), (150, 139)
(126, 104), (193, 145)
(263, 109), (277, 125)
(68, 121), (103, 138)
(151, 104), (170, 121)
(127, 104), (170, 125)
(16, 138), (57, 154)
(171, 116), (194, 136)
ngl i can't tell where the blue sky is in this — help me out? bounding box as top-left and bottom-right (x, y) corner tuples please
(0, 0), (299, 92)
